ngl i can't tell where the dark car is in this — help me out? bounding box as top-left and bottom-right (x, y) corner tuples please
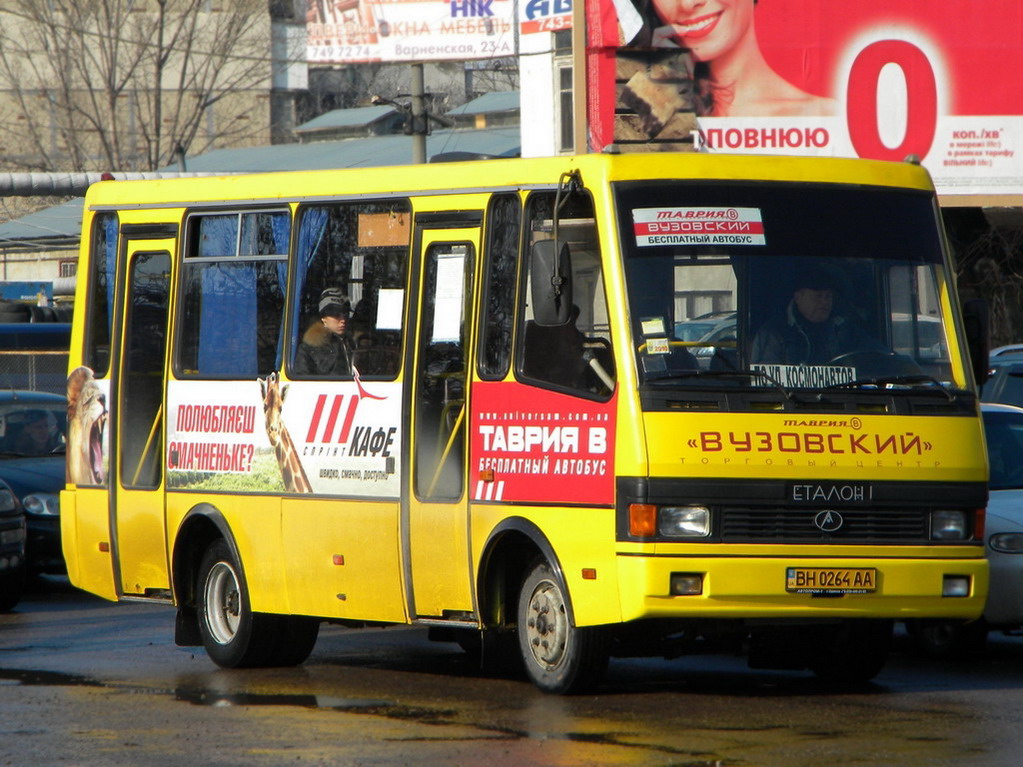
(0, 476), (25, 611)
(980, 350), (1023, 408)
(908, 403), (1023, 657)
(0, 391), (67, 577)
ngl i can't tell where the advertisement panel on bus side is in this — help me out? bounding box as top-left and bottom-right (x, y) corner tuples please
(590, 0), (1023, 197)
(165, 376), (402, 498)
(470, 382), (617, 506)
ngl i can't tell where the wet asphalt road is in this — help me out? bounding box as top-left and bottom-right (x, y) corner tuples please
(4, 578), (1023, 766)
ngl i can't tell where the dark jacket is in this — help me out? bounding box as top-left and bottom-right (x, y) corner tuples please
(294, 322), (352, 376)
(751, 302), (877, 365)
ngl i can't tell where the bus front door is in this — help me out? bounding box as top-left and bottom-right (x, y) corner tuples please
(112, 233), (174, 597)
(406, 225), (480, 621)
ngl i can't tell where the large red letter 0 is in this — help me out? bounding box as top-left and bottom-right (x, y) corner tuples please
(847, 40), (937, 162)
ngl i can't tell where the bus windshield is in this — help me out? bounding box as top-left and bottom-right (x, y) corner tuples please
(615, 181), (962, 394)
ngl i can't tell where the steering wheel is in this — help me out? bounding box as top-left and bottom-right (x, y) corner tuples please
(827, 350), (924, 377)
(828, 350), (884, 367)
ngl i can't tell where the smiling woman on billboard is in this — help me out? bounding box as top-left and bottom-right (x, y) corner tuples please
(615, 0), (836, 117)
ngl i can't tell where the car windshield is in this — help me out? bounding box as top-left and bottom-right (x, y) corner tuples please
(0, 402), (67, 456)
(984, 409), (1023, 491)
(979, 359), (1023, 408)
(616, 180), (965, 397)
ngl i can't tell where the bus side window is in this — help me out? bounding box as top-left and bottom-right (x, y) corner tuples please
(478, 193), (521, 380)
(517, 192), (616, 397)
(84, 212), (118, 377)
(176, 211), (289, 378)
(289, 201), (410, 380)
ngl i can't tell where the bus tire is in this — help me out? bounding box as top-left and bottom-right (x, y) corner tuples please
(517, 559), (608, 694)
(267, 616), (320, 666)
(196, 539), (275, 668)
(809, 619), (892, 683)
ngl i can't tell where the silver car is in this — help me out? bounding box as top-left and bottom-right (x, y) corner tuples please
(909, 402), (1023, 656)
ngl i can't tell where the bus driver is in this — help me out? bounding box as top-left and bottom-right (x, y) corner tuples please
(751, 267), (880, 365)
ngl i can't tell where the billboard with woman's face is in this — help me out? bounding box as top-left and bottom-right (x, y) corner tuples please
(590, 0), (1023, 197)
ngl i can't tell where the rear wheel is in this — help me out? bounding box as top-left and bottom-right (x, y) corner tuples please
(196, 539), (276, 668)
(267, 616), (320, 666)
(517, 560), (608, 694)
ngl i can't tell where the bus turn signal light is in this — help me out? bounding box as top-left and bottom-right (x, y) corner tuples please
(629, 504), (657, 537)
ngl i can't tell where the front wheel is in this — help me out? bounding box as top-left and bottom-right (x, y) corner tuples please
(196, 539), (276, 668)
(517, 560), (608, 694)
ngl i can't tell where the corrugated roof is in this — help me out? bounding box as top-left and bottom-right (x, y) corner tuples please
(182, 126), (520, 172)
(294, 105), (399, 132)
(447, 91), (520, 116)
(0, 198), (83, 251)
(0, 126), (521, 249)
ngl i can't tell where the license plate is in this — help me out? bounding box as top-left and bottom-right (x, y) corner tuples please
(786, 567), (876, 594)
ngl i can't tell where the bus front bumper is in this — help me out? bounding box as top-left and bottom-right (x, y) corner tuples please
(615, 553), (988, 623)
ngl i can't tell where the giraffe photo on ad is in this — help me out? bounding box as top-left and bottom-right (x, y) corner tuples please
(259, 372), (313, 493)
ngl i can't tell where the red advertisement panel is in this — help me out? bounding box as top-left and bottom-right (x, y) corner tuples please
(592, 0), (1023, 196)
(470, 381), (616, 506)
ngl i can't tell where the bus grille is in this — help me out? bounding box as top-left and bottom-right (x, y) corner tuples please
(720, 508), (929, 543)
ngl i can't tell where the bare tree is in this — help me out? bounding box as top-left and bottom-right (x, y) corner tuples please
(0, 0), (272, 173)
(306, 58), (518, 123)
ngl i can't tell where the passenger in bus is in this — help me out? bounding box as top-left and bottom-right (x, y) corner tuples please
(751, 267), (881, 365)
(294, 288), (354, 376)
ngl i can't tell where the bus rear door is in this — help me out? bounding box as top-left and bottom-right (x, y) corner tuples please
(112, 227), (175, 598)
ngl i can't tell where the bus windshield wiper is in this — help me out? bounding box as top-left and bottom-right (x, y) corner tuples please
(645, 368), (794, 401)
(823, 373), (956, 401)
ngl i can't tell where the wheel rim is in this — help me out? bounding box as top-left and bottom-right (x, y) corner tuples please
(524, 577), (569, 670)
(204, 561), (241, 645)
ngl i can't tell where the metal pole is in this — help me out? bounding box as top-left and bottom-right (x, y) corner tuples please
(571, 0), (588, 153)
(0, 171), (237, 196)
(411, 62), (427, 164)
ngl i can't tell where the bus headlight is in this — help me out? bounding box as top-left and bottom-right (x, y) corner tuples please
(659, 506), (711, 538)
(931, 510), (967, 540)
(22, 493), (59, 516)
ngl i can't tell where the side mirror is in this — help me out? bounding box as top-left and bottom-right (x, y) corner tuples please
(529, 239), (573, 326)
(962, 298), (990, 384)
